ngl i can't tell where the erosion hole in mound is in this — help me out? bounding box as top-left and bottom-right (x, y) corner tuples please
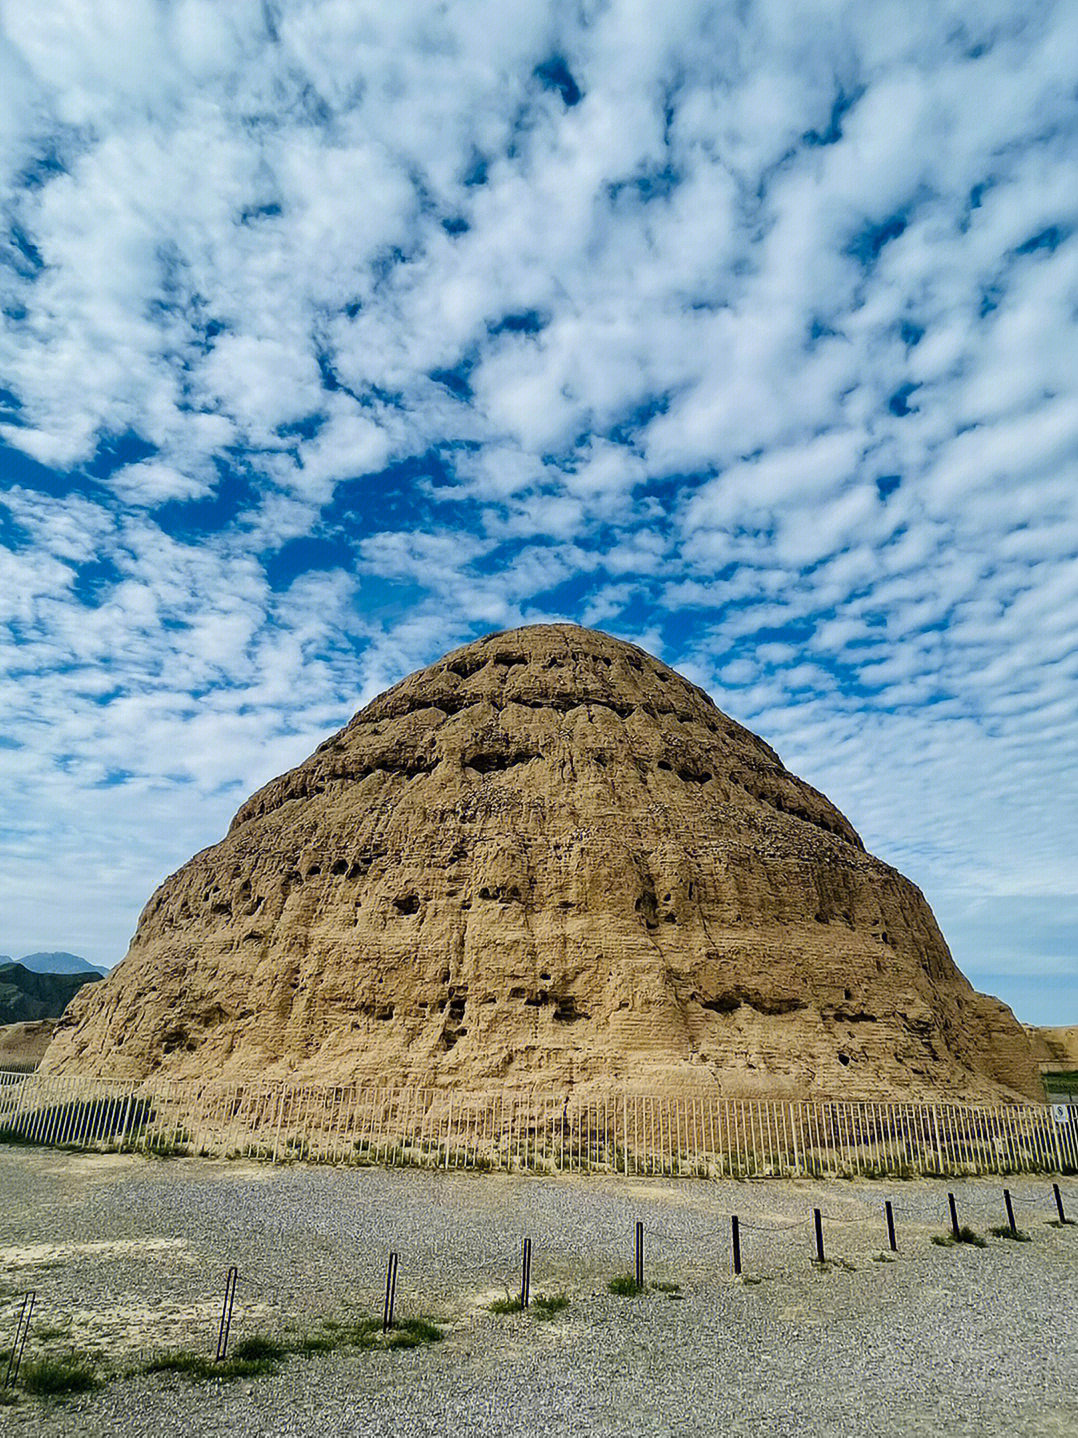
(393, 893), (420, 915)
(466, 750), (538, 774)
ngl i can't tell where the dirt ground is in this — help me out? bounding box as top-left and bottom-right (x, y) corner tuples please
(1, 1147), (1076, 1437)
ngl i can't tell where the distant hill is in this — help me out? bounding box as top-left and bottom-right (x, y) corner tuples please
(15, 951), (106, 976)
(0, 962), (101, 1024)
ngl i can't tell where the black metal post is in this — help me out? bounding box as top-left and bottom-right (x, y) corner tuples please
(1004, 1189), (1017, 1236)
(520, 1238), (532, 1309)
(731, 1215), (742, 1276)
(383, 1252), (398, 1333)
(634, 1220), (644, 1289)
(1053, 1183), (1067, 1223)
(4, 1292), (34, 1388)
(948, 1192), (960, 1240)
(215, 1267), (237, 1362)
(813, 1208), (825, 1264)
(884, 1200), (897, 1252)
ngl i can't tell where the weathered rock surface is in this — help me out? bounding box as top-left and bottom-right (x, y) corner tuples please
(1028, 1026), (1078, 1071)
(0, 1019), (56, 1068)
(43, 625), (1041, 1101)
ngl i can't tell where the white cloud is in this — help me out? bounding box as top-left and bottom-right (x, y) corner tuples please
(0, 0), (1074, 1022)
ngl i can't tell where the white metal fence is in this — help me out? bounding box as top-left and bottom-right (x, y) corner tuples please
(1, 1070), (1075, 1177)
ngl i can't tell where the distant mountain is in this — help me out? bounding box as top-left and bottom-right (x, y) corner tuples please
(0, 962), (101, 1024)
(16, 951), (107, 976)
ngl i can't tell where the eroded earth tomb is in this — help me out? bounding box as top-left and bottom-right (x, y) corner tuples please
(43, 624), (1041, 1101)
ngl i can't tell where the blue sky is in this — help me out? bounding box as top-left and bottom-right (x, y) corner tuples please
(0, 0), (1075, 1024)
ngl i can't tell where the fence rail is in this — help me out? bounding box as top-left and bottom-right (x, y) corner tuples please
(0, 1071), (1075, 1177)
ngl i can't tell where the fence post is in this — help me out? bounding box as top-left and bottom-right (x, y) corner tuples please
(215, 1267), (238, 1361)
(635, 1220), (644, 1289)
(948, 1192), (960, 1240)
(813, 1208), (825, 1264)
(731, 1215), (741, 1276)
(383, 1252), (398, 1333)
(3, 1291), (35, 1388)
(520, 1237), (532, 1309)
(884, 1200), (897, 1252)
(1053, 1182), (1068, 1224)
(1003, 1189), (1017, 1236)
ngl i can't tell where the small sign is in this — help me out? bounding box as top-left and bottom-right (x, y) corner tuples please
(1051, 1103), (1071, 1125)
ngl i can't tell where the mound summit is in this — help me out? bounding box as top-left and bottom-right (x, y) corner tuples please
(44, 624), (1040, 1101)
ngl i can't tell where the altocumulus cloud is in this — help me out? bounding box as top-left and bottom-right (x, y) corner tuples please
(0, 0), (1075, 1022)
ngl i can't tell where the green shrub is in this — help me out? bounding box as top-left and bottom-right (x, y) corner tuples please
(231, 1335), (286, 1362)
(384, 1318), (444, 1349)
(20, 1354), (100, 1396)
(140, 1346), (279, 1380)
(989, 1225), (1031, 1242)
(488, 1295), (523, 1314)
(607, 1274), (645, 1296)
(295, 1331), (338, 1353)
(141, 1349), (210, 1375)
(532, 1292), (569, 1319)
(933, 1226), (986, 1248)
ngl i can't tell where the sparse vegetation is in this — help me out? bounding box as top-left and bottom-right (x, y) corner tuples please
(607, 1273), (645, 1296)
(139, 1324), (408, 1381)
(488, 1294), (523, 1314)
(652, 1280), (681, 1294)
(0, 1127), (37, 1146)
(231, 1335), (287, 1362)
(531, 1291), (570, 1319)
(933, 1226), (986, 1248)
(139, 1347), (277, 1380)
(19, 1352), (101, 1396)
(384, 1317), (444, 1349)
(989, 1225), (1031, 1242)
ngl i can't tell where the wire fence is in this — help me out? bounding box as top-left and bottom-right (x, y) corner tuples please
(1, 1071), (1075, 1177)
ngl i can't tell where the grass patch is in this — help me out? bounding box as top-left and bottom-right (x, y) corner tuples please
(607, 1274), (645, 1296)
(989, 1225), (1031, 1242)
(19, 1353), (100, 1396)
(652, 1281), (680, 1294)
(488, 1294), (523, 1315)
(288, 1315), (442, 1354)
(932, 1226), (986, 1248)
(384, 1318), (444, 1350)
(231, 1335), (286, 1362)
(531, 1292), (569, 1320)
(0, 1127), (38, 1146)
(139, 1345), (279, 1381)
(295, 1331), (340, 1354)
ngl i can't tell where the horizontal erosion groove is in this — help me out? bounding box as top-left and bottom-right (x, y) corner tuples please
(696, 989), (807, 1016)
(367, 692), (718, 728)
(3, 1074), (1070, 1178)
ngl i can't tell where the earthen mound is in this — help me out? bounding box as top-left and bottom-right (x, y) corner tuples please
(43, 624), (1041, 1100)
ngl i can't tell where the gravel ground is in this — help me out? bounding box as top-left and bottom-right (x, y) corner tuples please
(1, 1147), (1075, 1437)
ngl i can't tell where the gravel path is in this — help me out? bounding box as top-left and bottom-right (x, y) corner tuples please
(1, 1148), (1075, 1436)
